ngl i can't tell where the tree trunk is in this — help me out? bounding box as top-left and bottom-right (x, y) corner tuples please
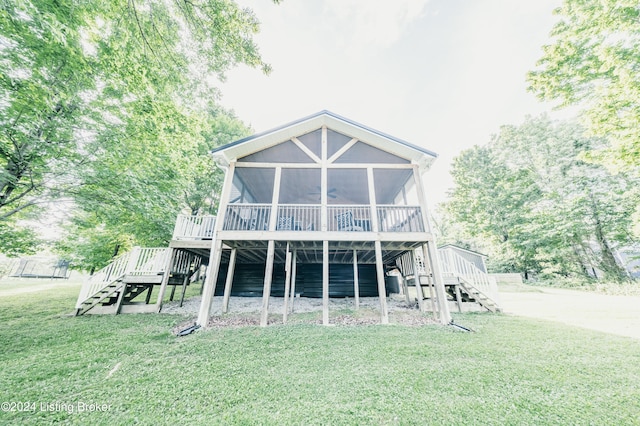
(590, 194), (628, 282)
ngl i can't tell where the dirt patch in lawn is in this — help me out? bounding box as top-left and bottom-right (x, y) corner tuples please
(168, 295), (441, 333)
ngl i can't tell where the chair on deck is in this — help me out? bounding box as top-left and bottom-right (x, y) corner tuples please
(277, 216), (294, 230)
(335, 211), (363, 231)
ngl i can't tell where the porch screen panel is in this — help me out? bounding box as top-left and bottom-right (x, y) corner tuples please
(277, 168), (321, 231)
(333, 141), (410, 164)
(225, 168), (275, 231)
(326, 129), (354, 158)
(373, 169), (423, 232)
(296, 129), (322, 159)
(239, 140), (315, 163)
(327, 169), (370, 232)
(279, 169), (321, 204)
(231, 168), (275, 203)
(327, 169), (369, 205)
(373, 169), (414, 205)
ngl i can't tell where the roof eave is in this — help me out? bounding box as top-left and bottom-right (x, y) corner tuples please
(211, 111), (438, 168)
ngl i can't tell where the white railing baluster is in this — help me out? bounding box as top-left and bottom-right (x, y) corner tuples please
(173, 214), (217, 239)
(375, 205), (424, 232)
(437, 248), (500, 307)
(76, 247), (169, 309)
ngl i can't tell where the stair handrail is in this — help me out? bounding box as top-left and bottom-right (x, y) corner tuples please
(75, 251), (132, 309)
(75, 247), (169, 309)
(437, 248), (501, 307)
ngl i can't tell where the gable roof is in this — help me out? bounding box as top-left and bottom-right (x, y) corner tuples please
(211, 110), (438, 170)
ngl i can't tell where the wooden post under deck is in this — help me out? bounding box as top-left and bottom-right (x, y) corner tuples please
(282, 243), (292, 324)
(402, 275), (411, 305)
(323, 240), (329, 325)
(423, 242), (451, 324)
(197, 239), (223, 327)
(222, 248), (237, 314)
(411, 249), (425, 312)
(375, 240), (389, 324)
(260, 240), (276, 327)
(178, 273), (189, 307)
(352, 249), (359, 310)
(454, 284), (463, 313)
(156, 248), (176, 312)
(289, 249), (297, 313)
(422, 250), (438, 318)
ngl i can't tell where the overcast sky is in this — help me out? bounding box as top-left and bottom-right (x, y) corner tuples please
(218, 0), (572, 205)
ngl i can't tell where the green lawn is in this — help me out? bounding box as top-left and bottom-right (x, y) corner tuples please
(1, 284), (639, 425)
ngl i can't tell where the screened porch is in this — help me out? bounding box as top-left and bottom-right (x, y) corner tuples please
(222, 140), (427, 234)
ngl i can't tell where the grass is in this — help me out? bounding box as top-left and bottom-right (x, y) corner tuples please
(1, 283), (640, 425)
(514, 276), (640, 296)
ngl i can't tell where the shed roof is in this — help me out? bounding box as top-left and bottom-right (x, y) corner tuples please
(211, 110), (438, 170)
(438, 244), (488, 258)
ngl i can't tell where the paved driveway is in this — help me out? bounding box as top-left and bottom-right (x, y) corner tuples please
(499, 287), (640, 340)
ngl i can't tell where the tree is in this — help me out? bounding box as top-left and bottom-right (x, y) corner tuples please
(445, 115), (638, 281)
(444, 145), (541, 276)
(528, 0), (640, 171)
(1, 0), (272, 257)
(59, 106), (250, 269)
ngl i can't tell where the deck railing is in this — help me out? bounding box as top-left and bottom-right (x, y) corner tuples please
(173, 214), (216, 240)
(327, 205), (372, 231)
(223, 204), (271, 231)
(277, 205), (321, 230)
(75, 247), (169, 309)
(221, 203), (426, 233)
(438, 247), (500, 305)
(377, 205), (424, 232)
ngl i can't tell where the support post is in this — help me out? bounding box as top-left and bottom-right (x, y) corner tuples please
(222, 248), (237, 314)
(282, 243), (292, 324)
(454, 284), (463, 313)
(423, 242), (451, 324)
(374, 241), (389, 324)
(260, 240), (276, 327)
(428, 277), (438, 318)
(146, 285), (154, 304)
(114, 284), (126, 314)
(289, 249), (297, 313)
(322, 240), (329, 325)
(179, 269), (190, 307)
(156, 248), (177, 312)
(352, 249), (360, 310)
(411, 249), (425, 312)
(402, 275), (411, 305)
(197, 239), (223, 327)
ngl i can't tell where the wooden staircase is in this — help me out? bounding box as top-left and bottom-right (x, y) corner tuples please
(75, 247), (205, 315)
(445, 275), (501, 313)
(76, 281), (126, 315)
(75, 247), (169, 315)
(439, 247), (501, 313)
(396, 247), (502, 313)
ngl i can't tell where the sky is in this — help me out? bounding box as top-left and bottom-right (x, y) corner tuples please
(217, 0), (573, 206)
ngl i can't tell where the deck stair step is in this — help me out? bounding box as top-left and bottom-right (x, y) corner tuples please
(76, 280), (126, 316)
(457, 278), (500, 313)
(76, 247), (207, 315)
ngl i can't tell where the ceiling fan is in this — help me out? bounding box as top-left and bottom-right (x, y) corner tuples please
(308, 186), (337, 198)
